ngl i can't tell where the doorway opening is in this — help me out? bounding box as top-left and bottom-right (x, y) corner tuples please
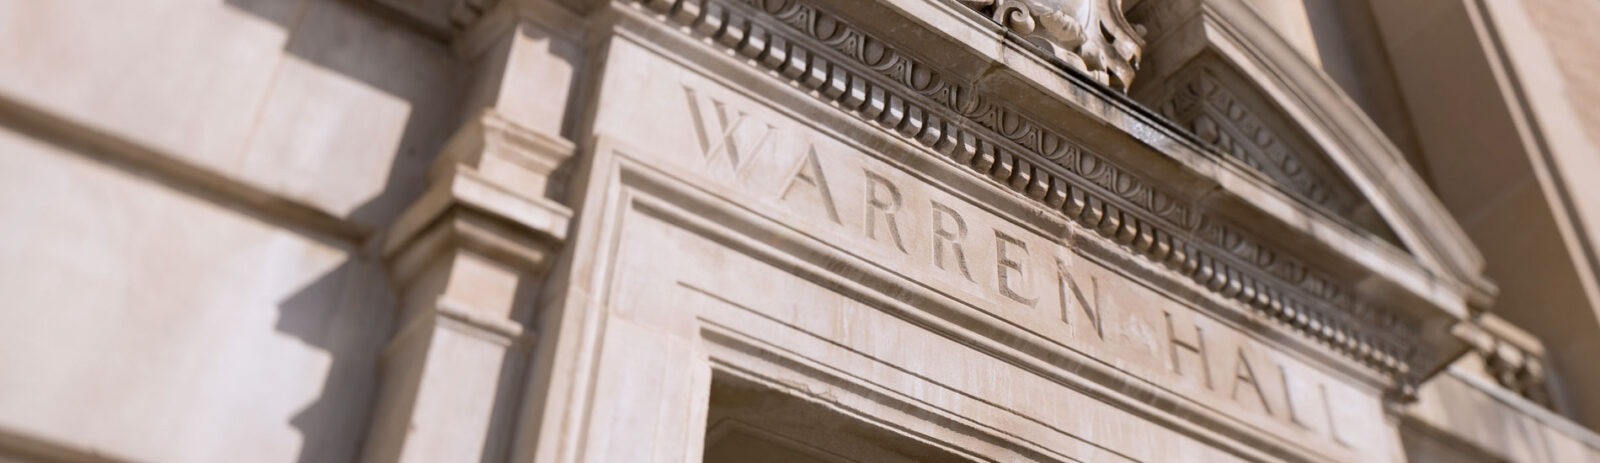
(702, 372), (975, 463)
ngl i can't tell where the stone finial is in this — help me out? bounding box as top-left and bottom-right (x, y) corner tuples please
(961, 0), (1146, 91)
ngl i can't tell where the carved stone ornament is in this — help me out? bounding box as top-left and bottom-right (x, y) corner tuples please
(1459, 317), (1557, 409)
(631, 0), (1432, 395)
(960, 0), (1146, 91)
(1151, 61), (1399, 241)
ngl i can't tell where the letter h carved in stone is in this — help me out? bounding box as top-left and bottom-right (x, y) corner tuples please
(1165, 311), (1212, 389)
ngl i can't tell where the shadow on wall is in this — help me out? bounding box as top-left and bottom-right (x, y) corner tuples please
(275, 259), (395, 463)
(220, 0), (465, 461)
(224, 0), (465, 227)
(0, 74), (398, 462)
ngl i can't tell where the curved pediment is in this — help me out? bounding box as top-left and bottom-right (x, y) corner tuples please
(1127, 0), (1495, 307)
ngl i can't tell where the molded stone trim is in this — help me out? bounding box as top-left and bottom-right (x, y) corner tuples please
(1129, 0), (1494, 307)
(626, 0), (1440, 393)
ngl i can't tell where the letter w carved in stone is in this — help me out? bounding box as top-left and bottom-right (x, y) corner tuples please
(684, 85), (776, 176)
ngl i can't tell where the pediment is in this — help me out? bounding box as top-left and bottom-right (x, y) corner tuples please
(1140, 54), (1401, 245)
(1127, 0), (1495, 309)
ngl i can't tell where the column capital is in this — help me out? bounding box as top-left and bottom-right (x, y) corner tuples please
(385, 110), (575, 278)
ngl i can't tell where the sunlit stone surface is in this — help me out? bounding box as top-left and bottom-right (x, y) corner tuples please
(1, 0), (1599, 462)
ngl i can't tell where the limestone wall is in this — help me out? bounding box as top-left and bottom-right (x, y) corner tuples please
(1406, 368), (1600, 463)
(0, 0), (1596, 461)
(0, 124), (388, 462)
(0, 0), (462, 225)
(0, 0), (459, 460)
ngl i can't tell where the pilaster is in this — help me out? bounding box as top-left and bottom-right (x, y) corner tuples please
(359, 1), (591, 457)
(362, 110), (575, 462)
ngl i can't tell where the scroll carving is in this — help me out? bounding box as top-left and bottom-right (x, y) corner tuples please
(1483, 345), (1553, 407)
(1461, 317), (1557, 409)
(960, 0), (1145, 91)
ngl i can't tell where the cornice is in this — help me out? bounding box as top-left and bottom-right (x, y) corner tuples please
(623, 0), (1469, 395)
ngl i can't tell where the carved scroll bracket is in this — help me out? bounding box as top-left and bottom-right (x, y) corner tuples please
(960, 0), (1146, 91)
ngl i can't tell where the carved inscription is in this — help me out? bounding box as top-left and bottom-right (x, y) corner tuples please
(931, 202), (975, 282)
(674, 83), (1369, 448)
(863, 170), (910, 253)
(994, 231), (1038, 307)
(778, 146), (841, 223)
(686, 85), (776, 175)
(596, 60), (1385, 453)
(1166, 311), (1213, 389)
(1058, 264), (1103, 340)
(1232, 347), (1270, 413)
(631, 0), (1426, 397)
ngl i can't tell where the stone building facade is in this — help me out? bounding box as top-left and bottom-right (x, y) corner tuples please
(2, 0), (1599, 461)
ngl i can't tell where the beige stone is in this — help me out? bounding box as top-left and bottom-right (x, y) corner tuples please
(0, 120), (390, 463)
(2, 0), (1599, 461)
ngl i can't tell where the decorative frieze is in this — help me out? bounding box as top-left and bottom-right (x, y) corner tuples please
(957, 0), (1145, 91)
(629, 0), (1428, 394)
